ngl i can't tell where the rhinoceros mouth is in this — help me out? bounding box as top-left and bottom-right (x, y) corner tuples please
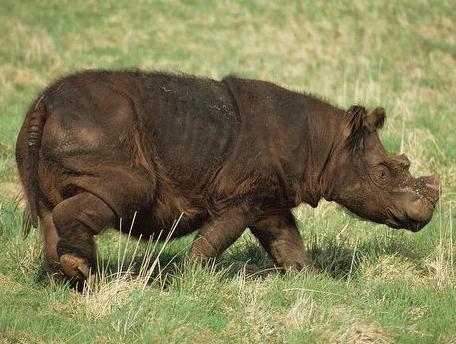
(385, 208), (429, 232)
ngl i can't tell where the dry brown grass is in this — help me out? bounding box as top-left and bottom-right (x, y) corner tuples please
(0, 274), (22, 293)
(0, 181), (21, 202)
(282, 293), (316, 331)
(330, 321), (392, 344)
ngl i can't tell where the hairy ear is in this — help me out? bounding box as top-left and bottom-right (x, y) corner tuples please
(345, 105), (368, 151)
(366, 107), (386, 130)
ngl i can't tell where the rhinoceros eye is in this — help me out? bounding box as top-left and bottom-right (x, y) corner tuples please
(375, 165), (390, 184)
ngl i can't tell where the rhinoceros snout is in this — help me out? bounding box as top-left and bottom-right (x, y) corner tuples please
(419, 174), (441, 206)
(397, 174), (441, 232)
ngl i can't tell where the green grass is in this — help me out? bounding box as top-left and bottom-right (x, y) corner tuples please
(1, 0), (455, 342)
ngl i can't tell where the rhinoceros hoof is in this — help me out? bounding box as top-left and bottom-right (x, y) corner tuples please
(59, 253), (91, 280)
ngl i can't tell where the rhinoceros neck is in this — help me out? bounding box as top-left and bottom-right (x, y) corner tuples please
(281, 91), (346, 207)
(222, 76), (346, 208)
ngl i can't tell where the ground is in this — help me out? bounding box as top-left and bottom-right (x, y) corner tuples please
(0, 1), (455, 343)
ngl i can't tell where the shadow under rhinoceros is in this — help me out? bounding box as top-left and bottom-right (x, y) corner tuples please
(33, 231), (427, 289)
(309, 238), (426, 279)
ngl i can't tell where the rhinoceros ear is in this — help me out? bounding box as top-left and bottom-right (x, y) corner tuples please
(366, 107), (385, 130)
(346, 105), (368, 131)
(345, 105), (368, 151)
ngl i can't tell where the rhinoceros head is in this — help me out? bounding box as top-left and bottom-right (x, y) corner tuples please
(330, 105), (440, 231)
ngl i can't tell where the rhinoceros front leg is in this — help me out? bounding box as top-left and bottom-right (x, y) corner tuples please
(188, 208), (247, 261)
(52, 192), (116, 281)
(251, 211), (313, 271)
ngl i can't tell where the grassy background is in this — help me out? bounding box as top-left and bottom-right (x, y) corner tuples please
(0, 0), (455, 343)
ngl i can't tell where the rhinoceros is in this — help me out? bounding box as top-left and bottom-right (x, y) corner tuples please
(16, 70), (440, 281)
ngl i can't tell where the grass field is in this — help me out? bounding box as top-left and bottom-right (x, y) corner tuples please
(1, 0), (455, 343)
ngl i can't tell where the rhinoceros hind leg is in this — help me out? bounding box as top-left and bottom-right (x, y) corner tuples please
(251, 212), (313, 271)
(52, 192), (116, 280)
(188, 208), (247, 261)
(38, 206), (60, 271)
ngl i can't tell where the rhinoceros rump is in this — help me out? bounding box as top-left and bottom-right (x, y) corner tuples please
(16, 70), (440, 281)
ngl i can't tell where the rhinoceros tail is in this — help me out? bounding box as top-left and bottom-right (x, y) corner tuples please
(24, 96), (47, 230)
